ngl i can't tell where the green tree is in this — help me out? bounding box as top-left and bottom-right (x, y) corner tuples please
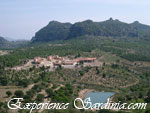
(36, 94), (44, 102)
(14, 90), (24, 97)
(102, 73), (106, 78)
(6, 91), (12, 97)
(0, 78), (8, 86)
(96, 67), (100, 74)
(18, 79), (29, 88)
(46, 88), (53, 97)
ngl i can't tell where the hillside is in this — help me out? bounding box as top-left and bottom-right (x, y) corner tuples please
(0, 36), (9, 48)
(0, 36), (30, 49)
(0, 36), (8, 43)
(1, 35), (150, 113)
(31, 21), (72, 42)
(32, 18), (150, 42)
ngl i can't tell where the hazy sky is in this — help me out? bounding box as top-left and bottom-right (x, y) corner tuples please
(0, 0), (150, 40)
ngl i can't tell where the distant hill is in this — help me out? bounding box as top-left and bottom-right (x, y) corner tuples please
(0, 36), (9, 48)
(0, 36), (30, 49)
(32, 18), (150, 42)
(0, 36), (8, 43)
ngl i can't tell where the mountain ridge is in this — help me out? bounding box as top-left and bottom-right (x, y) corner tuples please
(31, 18), (150, 42)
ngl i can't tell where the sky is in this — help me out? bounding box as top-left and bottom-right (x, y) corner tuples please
(0, 0), (150, 40)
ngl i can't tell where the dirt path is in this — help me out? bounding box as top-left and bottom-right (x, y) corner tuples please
(24, 84), (34, 91)
(78, 89), (94, 99)
(54, 84), (64, 91)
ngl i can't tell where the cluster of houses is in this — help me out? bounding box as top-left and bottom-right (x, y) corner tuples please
(33, 55), (96, 68)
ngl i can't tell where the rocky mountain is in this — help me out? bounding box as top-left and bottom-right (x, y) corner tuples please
(32, 18), (150, 42)
(31, 21), (72, 42)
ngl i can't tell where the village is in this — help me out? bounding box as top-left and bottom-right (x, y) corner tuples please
(11, 55), (103, 70)
(33, 55), (98, 68)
